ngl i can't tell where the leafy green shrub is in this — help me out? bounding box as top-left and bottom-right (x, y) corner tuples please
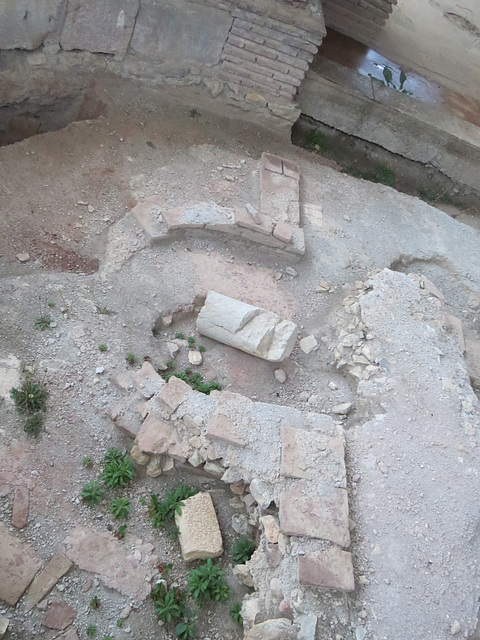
(229, 602), (242, 624)
(187, 559), (230, 603)
(10, 374), (48, 414)
(115, 524), (127, 540)
(34, 314), (52, 331)
(152, 583), (186, 623)
(24, 413), (44, 437)
(86, 625), (96, 637)
(102, 451), (134, 489)
(175, 618), (197, 639)
(187, 336), (196, 348)
(150, 486), (197, 531)
(175, 332), (185, 340)
(110, 497), (130, 519)
(98, 343), (107, 352)
(90, 596), (100, 610)
(232, 537), (256, 565)
(126, 353), (136, 366)
(81, 480), (104, 507)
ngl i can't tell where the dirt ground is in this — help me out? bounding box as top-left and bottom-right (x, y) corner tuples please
(1, 74), (480, 640)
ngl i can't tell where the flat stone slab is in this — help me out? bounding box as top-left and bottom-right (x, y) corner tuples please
(62, 527), (156, 601)
(25, 550), (73, 612)
(175, 492), (223, 562)
(0, 0), (65, 49)
(197, 291), (298, 362)
(279, 482), (350, 548)
(135, 414), (183, 457)
(12, 484), (30, 529)
(43, 602), (76, 630)
(0, 522), (42, 605)
(298, 547), (355, 592)
(132, 361), (164, 399)
(157, 376), (191, 415)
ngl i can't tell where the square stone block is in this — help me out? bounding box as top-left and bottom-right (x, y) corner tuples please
(298, 546), (354, 591)
(0, 522), (42, 605)
(262, 152), (284, 174)
(157, 376), (191, 415)
(279, 482), (350, 547)
(175, 492), (223, 562)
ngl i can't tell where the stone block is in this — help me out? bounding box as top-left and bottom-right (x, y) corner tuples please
(0, 0), (65, 49)
(110, 397), (142, 438)
(131, 195), (169, 242)
(234, 208), (274, 236)
(0, 522), (42, 605)
(163, 202), (234, 230)
(43, 602), (76, 630)
(205, 413), (246, 446)
(239, 228), (286, 248)
(132, 361), (164, 399)
(12, 485), (30, 529)
(61, 0), (139, 57)
(283, 159), (300, 181)
(300, 335), (318, 354)
(298, 546), (354, 591)
(261, 515), (280, 543)
(261, 168), (300, 222)
(262, 152), (283, 174)
(130, 444), (150, 465)
(273, 221), (293, 244)
(135, 414), (180, 455)
(289, 227), (305, 255)
(197, 291), (298, 362)
(246, 619), (297, 640)
(130, 0), (232, 64)
(157, 376), (191, 415)
(146, 455), (164, 477)
(175, 492), (223, 562)
(25, 550), (73, 612)
(279, 482), (350, 547)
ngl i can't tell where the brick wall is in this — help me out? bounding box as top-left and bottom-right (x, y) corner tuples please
(322, 0), (397, 45)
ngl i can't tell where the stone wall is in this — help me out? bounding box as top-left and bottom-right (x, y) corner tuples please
(322, 0), (397, 45)
(0, 0), (325, 132)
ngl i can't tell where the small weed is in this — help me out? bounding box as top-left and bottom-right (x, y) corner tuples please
(81, 480), (104, 507)
(10, 373), (48, 415)
(96, 306), (114, 315)
(439, 193), (453, 205)
(102, 636), (114, 640)
(232, 537), (256, 565)
(187, 336), (196, 348)
(86, 625), (96, 637)
(102, 451), (135, 489)
(139, 496), (147, 506)
(306, 129), (329, 154)
(152, 583), (186, 623)
(110, 497), (130, 520)
(189, 108), (199, 118)
(34, 314), (52, 331)
(187, 558), (230, 603)
(373, 164), (395, 188)
(166, 360), (176, 370)
(98, 344), (107, 352)
(116, 619), (124, 628)
(83, 456), (94, 468)
(115, 524), (127, 539)
(150, 486), (197, 531)
(24, 413), (44, 437)
(126, 353), (136, 366)
(47, 301), (55, 308)
(198, 345), (206, 353)
(175, 617), (197, 639)
(90, 596), (100, 610)
(229, 602), (243, 624)
(162, 369), (221, 395)
(418, 188), (437, 203)
(157, 562), (173, 577)
(175, 332), (185, 340)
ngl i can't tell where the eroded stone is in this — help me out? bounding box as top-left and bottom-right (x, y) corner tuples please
(175, 492), (223, 562)
(298, 546), (354, 591)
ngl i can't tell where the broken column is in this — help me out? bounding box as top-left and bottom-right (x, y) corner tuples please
(196, 291), (298, 362)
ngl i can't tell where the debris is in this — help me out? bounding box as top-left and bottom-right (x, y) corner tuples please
(16, 253), (30, 262)
(299, 335), (318, 354)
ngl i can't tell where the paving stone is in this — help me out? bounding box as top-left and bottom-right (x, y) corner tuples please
(132, 361), (164, 399)
(12, 484), (30, 529)
(175, 492), (223, 562)
(273, 221), (293, 244)
(25, 550), (73, 612)
(157, 376), (191, 415)
(63, 527), (156, 601)
(135, 414), (181, 455)
(260, 168), (300, 223)
(298, 546), (354, 591)
(110, 396), (143, 438)
(197, 291), (298, 362)
(279, 482), (350, 547)
(43, 602), (76, 630)
(205, 412), (246, 446)
(0, 522), (42, 605)
(261, 152), (284, 174)
(299, 335), (318, 354)
(282, 159), (300, 181)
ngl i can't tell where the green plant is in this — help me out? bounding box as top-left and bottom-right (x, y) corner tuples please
(175, 618), (197, 639)
(187, 336), (196, 348)
(34, 314), (52, 331)
(372, 164), (395, 188)
(96, 306), (114, 315)
(198, 345), (206, 353)
(150, 486), (197, 530)
(102, 453), (135, 489)
(126, 352), (136, 366)
(115, 524), (127, 540)
(11, 373), (48, 415)
(83, 456), (94, 468)
(187, 558), (230, 603)
(166, 360), (176, 370)
(104, 448), (124, 464)
(110, 497), (130, 520)
(98, 343), (107, 352)
(102, 636), (113, 640)
(229, 602), (242, 624)
(116, 619), (124, 628)
(306, 129), (329, 154)
(90, 596), (100, 610)
(189, 108), (199, 118)
(439, 193), (453, 205)
(47, 301), (55, 308)
(162, 369), (222, 395)
(175, 332), (185, 340)
(86, 625), (96, 637)
(232, 537), (256, 565)
(24, 413), (44, 437)
(81, 480), (104, 507)
(139, 496), (147, 506)
(152, 584), (186, 623)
